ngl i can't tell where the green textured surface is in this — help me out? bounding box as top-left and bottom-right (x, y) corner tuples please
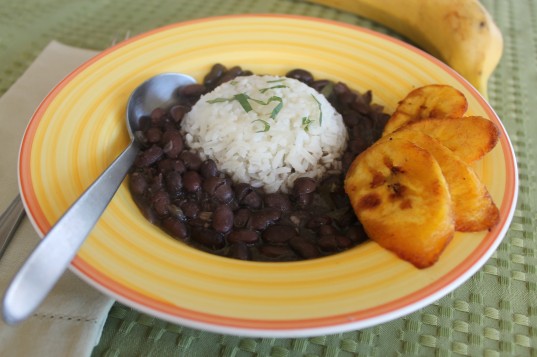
(1, 0), (536, 356)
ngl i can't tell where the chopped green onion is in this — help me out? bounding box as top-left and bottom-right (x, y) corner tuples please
(267, 96), (283, 119)
(311, 94), (323, 126)
(206, 97), (233, 104)
(234, 93), (253, 112)
(207, 92), (283, 120)
(252, 119), (270, 132)
(266, 78), (286, 83)
(302, 116), (313, 132)
(259, 85), (288, 93)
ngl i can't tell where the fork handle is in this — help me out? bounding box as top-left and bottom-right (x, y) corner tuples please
(0, 195), (25, 259)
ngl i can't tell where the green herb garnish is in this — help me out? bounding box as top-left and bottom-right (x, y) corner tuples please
(206, 97), (233, 104)
(259, 85), (288, 94)
(266, 78), (286, 83)
(302, 116), (313, 132)
(247, 95), (283, 119)
(234, 93), (253, 112)
(267, 96), (283, 119)
(207, 91), (285, 133)
(311, 94), (323, 126)
(252, 119), (270, 132)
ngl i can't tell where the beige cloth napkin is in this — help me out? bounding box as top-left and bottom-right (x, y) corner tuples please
(0, 41), (114, 357)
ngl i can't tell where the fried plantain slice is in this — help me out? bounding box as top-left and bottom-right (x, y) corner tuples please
(401, 116), (500, 163)
(385, 129), (500, 231)
(383, 84), (468, 135)
(344, 138), (454, 269)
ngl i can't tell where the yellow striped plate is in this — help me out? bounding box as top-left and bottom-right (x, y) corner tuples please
(19, 15), (518, 336)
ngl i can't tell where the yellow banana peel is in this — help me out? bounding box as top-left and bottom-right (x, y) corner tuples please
(307, 0), (503, 97)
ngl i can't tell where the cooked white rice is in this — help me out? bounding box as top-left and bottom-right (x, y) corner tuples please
(181, 75), (347, 193)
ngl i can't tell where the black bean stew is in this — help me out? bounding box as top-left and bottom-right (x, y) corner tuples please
(129, 64), (389, 262)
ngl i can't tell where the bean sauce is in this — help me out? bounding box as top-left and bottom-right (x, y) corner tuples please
(129, 64), (388, 262)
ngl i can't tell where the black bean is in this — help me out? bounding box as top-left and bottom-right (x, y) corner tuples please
(319, 234), (353, 251)
(183, 171), (202, 192)
(151, 190), (170, 216)
(228, 242), (251, 260)
(150, 107), (166, 125)
(214, 180), (234, 203)
(161, 130), (184, 159)
(259, 245), (296, 259)
(347, 224), (368, 243)
(287, 211), (311, 228)
(218, 66), (244, 84)
(262, 225), (297, 245)
(338, 91), (357, 107)
(169, 105), (189, 123)
(138, 116), (151, 131)
(335, 235), (354, 249)
(191, 228), (225, 250)
(289, 237), (320, 259)
(249, 209), (281, 230)
(318, 224), (337, 236)
(306, 215), (332, 230)
(234, 183), (252, 201)
(241, 190), (261, 209)
(342, 112), (360, 127)
(188, 217), (207, 228)
(293, 177), (317, 195)
(203, 63), (227, 88)
(130, 172), (148, 196)
(335, 210), (358, 227)
(134, 197), (159, 224)
(234, 183), (261, 208)
(179, 151), (202, 170)
(233, 208), (250, 228)
(203, 176), (225, 194)
(146, 127), (162, 144)
(295, 193), (313, 207)
(200, 159), (218, 178)
(227, 229), (259, 245)
(318, 235), (339, 252)
(158, 159), (186, 174)
(161, 217), (188, 239)
(165, 171), (182, 196)
(180, 201), (200, 219)
(149, 173), (164, 193)
(212, 204), (234, 233)
(264, 193), (292, 211)
(178, 83), (207, 98)
(203, 176), (234, 203)
(285, 69), (314, 85)
(135, 145), (163, 167)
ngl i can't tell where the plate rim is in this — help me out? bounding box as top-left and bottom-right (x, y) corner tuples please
(17, 14), (519, 336)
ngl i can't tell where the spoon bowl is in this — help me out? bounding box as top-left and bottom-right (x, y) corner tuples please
(2, 73), (196, 325)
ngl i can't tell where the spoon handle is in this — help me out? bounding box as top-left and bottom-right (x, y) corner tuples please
(2, 142), (139, 324)
(0, 195), (25, 259)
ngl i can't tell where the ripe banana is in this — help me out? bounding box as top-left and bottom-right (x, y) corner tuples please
(308, 0), (503, 96)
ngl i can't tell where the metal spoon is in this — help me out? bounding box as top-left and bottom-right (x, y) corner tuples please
(2, 73), (196, 324)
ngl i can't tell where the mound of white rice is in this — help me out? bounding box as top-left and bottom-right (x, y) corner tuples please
(181, 75), (347, 193)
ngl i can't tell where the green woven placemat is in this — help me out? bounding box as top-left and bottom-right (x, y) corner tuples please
(1, 0), (535, 356)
